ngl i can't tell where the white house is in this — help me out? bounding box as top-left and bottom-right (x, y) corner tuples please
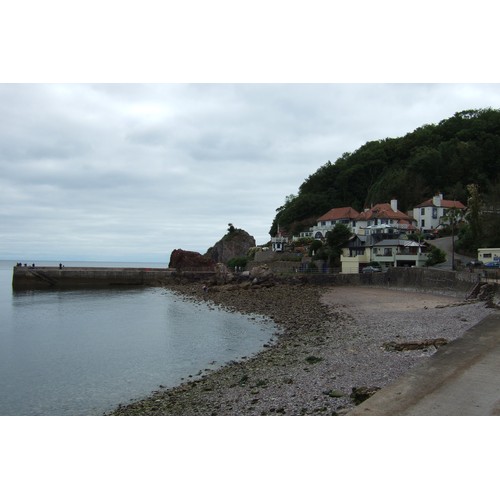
(413, 193), (466, 231)
(271, 236), (288, 252)
(355, 200), (416, 234)
(299, 206), (360, 239)
(299, 200), (415, 240)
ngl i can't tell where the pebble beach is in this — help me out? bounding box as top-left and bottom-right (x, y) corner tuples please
(110, 282), (493, 416)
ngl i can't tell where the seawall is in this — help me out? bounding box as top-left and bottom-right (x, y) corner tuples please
(13, 265), (492, 299)
(303, 267), (481, 296)
(12, 266), (177, 290)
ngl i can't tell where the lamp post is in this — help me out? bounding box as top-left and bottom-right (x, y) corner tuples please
(451, 221), (455, 271)
(416, 229), (426, 268)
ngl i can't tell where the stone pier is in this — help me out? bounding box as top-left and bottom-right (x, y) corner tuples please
(12, 266), (176, 290)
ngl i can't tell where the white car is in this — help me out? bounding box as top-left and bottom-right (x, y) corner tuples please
(362, 266), (382, 273)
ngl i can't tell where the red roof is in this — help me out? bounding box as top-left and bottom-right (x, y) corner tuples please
(317, 206), (360, 222)
(356, 203), (413, 222)
(416, 198), (466, 209)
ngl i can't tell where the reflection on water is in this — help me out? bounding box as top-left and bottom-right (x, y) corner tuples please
(0, 264), (277, 416)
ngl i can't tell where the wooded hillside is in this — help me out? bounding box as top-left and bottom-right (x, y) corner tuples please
(270, 108), (500, 237)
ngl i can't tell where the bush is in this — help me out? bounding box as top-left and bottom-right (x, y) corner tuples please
(227, 257), (248, 270)
(425, 246), (446, 266)
(309, 239), (323, 257)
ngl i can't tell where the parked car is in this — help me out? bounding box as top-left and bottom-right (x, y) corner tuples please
(484, 261), (500, 268)
(466, 260), (483, 268)
(362, 266), (382, 273)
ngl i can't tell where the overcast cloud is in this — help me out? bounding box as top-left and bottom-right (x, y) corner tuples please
(2, 83), (500, 263)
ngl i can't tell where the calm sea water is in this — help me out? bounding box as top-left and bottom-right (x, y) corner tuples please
(0, 260), (278, 416)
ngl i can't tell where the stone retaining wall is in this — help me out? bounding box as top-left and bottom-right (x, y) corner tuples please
(278, 267), (483, 298)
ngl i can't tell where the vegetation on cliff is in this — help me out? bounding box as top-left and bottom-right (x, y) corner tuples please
(205, 224), (256, 264)
(270, 108), (500, 251)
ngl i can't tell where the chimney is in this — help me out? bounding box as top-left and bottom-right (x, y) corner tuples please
(433, 193), (442, 207)
(390, 199), (398, 212)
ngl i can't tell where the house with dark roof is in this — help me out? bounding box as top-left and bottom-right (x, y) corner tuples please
(371, 238), (426, 268)
(413, 193), (466, 231)
(339, 228), (427, 274)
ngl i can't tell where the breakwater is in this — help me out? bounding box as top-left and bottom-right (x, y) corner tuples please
(12, 266), (178, 290)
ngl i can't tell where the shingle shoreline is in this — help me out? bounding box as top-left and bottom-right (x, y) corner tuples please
(110, 282), (492, 416)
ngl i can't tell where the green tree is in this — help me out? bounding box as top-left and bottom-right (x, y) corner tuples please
(309, 239), (323, 257)
(268, 108), (500, 237)
(325, 224), (352, 266)
(466, 183), (483, 242)
(227, 256), (248, 270)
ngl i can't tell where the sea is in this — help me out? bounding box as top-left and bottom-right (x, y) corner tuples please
(0, 260), (278, 416)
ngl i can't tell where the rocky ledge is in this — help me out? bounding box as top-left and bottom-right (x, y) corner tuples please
(110, 281), (493, 416)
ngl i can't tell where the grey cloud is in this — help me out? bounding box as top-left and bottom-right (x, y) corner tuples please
(2, 83), (500, 261)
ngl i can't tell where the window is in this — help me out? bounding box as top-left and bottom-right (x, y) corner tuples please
(421, 208), (425, 215)
(432, 208), (438, 219)
(483, 253), (492, 258)
(384, 248), (392, 256)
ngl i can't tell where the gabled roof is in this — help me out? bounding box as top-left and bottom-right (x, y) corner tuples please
(415, 198), (466, 209)
(373, 239), (424, 247)
(356, 203), (413, 222)
(317, 206), (360, 222)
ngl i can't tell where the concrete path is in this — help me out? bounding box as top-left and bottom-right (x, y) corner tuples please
(348, 312), (500, 416)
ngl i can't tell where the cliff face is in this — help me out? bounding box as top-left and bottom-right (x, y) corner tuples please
(205, 229), (256, 264)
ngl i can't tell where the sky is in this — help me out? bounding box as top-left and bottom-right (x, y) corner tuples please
(2, 83), (500, 263)
(1, 1), (500, 263)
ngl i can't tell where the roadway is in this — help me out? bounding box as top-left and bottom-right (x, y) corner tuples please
(428, 235), (471, 269)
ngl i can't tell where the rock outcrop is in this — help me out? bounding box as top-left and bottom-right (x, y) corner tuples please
(249, 264), (274, 284)
(169, 249), (215, 270)
(205, 228), (256, 264)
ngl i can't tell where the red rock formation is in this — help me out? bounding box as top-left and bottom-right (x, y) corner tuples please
(169, 249), (215, 270)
